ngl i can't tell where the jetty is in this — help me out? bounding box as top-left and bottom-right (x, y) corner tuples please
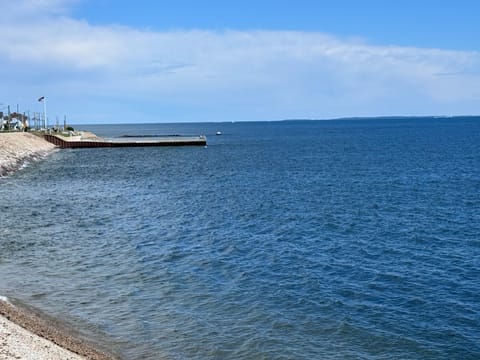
(44, 133), (207, 149)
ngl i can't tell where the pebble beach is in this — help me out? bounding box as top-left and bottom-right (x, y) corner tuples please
(0, 298), (116, 360)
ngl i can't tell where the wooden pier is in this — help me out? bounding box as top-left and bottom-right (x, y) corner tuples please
(44, 134), (207, 149)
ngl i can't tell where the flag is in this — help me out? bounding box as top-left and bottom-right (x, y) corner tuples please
(38, 96), (45, 102)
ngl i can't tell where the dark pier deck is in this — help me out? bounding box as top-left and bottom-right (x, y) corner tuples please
(44, 134), (207, 149)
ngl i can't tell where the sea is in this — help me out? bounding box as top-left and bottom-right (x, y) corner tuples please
(0, 117), (479, 359)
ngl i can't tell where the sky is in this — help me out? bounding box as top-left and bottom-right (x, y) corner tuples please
(1, 0), (479, 124)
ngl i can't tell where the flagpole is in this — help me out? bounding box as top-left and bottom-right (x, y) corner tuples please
(43, 97), (47, 130)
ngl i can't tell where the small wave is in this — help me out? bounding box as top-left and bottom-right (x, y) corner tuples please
(19, 161), (31, 170)
(135, 241), (156, 249)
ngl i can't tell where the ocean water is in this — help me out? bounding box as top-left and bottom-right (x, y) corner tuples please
(0, 118), (479, 359)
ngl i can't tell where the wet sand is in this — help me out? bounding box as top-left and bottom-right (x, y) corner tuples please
(0, 299), (118, 360)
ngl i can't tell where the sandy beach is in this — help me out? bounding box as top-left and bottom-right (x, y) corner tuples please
(0, 132), (56, 177)
(0, 298), (117, 360)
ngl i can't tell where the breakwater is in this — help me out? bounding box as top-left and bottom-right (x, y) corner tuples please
(44, 133), (207, 148)
(0, 132), (56, 176)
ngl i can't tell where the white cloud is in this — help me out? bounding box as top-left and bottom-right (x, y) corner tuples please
(1, 0), (479, 122)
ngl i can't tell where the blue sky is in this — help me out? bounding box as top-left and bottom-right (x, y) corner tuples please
(1, 0), (479, 123)
(75, 0), (480, 50)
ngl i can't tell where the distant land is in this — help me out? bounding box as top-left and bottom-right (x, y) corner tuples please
(69, 115), (480, 126)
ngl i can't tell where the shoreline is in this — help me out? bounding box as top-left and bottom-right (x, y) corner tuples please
(0, 132), (57, 177)
(0, 297), (119, 360)
(0, 134), (120, 359)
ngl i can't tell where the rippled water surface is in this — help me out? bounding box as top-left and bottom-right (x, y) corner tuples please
(1, 118), (479, 359)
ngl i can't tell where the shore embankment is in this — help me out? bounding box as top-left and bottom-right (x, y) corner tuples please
(0, 132), (56, 177)
(0, 298), (117, 360)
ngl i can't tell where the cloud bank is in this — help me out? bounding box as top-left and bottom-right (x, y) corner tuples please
(1, 0), (479, 122)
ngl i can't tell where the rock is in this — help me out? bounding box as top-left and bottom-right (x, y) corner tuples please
(0, 133), (56, 177)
